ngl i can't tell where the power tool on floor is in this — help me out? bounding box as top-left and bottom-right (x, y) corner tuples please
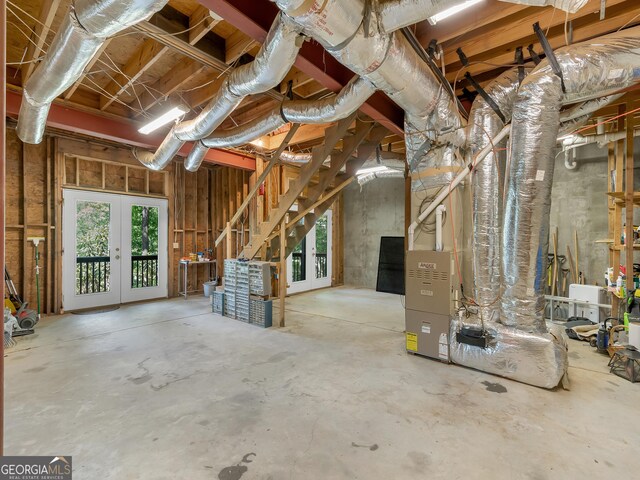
(4, 267), (38, 330)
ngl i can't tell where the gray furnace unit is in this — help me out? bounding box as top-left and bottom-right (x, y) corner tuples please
(405, 250), (459, 362)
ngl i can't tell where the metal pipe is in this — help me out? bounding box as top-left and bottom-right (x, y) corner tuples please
(407, 124), (511, 250)
(17, 0), (168, 144)
(435, 205), (446, 251)
(141, 12), (304, 171)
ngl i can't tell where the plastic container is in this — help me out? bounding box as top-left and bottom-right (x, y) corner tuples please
(203, 281), (217, 297)
(629, 322), (640, 349)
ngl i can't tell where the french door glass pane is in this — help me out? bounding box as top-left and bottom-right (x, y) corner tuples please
(315, 214), (328, 279)
(130, 205), (159, 288)
(292, 237), (306, 282)
(75, 201), (111, 295)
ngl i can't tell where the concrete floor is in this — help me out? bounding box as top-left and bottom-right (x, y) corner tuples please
(5, 286), (640, 479)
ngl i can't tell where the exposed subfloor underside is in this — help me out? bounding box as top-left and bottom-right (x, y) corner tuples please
(5, 287), (640, 478)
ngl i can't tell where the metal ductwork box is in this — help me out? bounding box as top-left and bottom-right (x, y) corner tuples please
(405, 250), (459, 362)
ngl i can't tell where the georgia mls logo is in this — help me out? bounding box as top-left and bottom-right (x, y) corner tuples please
(0, 456), (72, 480)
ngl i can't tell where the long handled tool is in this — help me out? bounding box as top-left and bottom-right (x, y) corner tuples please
(28, 237), (45, 321)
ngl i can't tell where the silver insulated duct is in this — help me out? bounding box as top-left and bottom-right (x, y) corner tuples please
(17, 0), (169, 144)
(503, 26), (640, 333)
(468, 68), (523, 325)
(185, 76), (376, 171)
(273, 0), (465, 191)
(137, 12), (304, 171)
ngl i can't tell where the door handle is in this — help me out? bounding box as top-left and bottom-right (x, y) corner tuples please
(115, 255), (120, 260)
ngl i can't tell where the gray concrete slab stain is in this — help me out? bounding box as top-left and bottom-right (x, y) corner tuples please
(481, 381), (508, 393)
(127, 357), (152, 385)
(351, 442), (379, 451)
(218, 453), (255, 480)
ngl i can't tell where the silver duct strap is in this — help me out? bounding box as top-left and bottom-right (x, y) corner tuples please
(17, 0), (168, 144)
(502, 27), (640, 333)
(139, 12), (304, 172)
(469, 68), (523, 325)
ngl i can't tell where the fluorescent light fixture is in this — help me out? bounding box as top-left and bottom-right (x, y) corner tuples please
(138, 106), (188, 135)
(357, 165), (388, 175)
(428, 0), (483, 25)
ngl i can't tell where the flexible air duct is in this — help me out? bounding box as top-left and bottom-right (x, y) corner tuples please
(17, 0), (168, 144)
(375, 0), (588, 35)
(137, 12), (304, 171)
(277, 149), (405, 167)
(497, 0), (588, 14)
(502, 27), (640, 334)
(357, 169), (404, 186)
(273, 0), (465, 191)
(468, 68), (524, 325)
(184, 76), (376, 171)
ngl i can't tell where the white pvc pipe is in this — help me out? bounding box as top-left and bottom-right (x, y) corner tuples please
(435, 205), (446, 252)
(407, 124), (511, 251)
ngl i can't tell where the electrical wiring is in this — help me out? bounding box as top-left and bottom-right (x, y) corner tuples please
(617, 12), (640, 32)
(113, 15), (209, 39)
(6, 56), (45, 65)
(570, 105), (640, 136)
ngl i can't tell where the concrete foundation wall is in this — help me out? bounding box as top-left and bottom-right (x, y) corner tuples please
(343, 178), (405, 288)
(550, 138), (640, 287)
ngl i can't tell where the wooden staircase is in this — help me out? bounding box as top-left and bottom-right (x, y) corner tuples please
(264, 126), (389, 262)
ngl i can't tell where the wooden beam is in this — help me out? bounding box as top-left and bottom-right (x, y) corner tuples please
(446, 0), (638, 84)
(64, 39), (112, 100)
(21, 0), (62, 83)
(278, 220), (286, 327)
(189, 5), (222, 45)
(135, 58), (208, 114)
(279, 66), (315, 94)
(265, 123), (339, 149)
(225, 29), (258, 64)
(100, 39), (169, 110)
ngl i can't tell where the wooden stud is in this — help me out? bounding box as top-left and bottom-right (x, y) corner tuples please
(626, 101), (636, 288)
(279, 220), (286, 327)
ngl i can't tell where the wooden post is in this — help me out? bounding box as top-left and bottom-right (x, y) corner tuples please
(225, 222), (232, 259)
(626, 102), (636, 290)
(279, 220), (286, 327)
(1, 0), (6, 453)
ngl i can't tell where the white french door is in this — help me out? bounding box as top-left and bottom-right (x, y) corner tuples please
(62, 189), (168, 310)
(287, 210), (332, 294)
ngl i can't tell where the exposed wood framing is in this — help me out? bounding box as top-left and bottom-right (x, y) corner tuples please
(21, 0), (62, 83)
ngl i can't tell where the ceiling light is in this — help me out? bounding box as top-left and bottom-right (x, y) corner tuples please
(138, 106), (188, 135)
(357, 165), (388, 175)
(428, 0), (483, 25)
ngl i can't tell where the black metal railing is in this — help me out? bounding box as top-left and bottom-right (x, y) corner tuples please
(131, 254), (159, 288)
(292, 252), (306, 282)
(315, 253), (327, 279)
(76, 256), (110, 294)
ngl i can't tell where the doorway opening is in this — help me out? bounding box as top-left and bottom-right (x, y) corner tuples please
(62, 189), (168, 310)
(287, 209), (332, 294)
